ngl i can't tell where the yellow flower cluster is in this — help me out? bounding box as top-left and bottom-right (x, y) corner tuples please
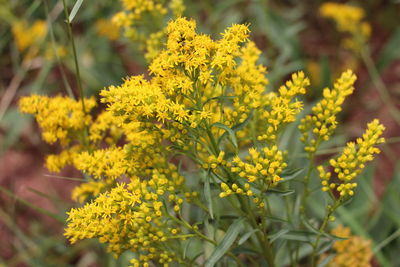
(299, 70), (356, 153)
(19, 16), (386, 265)
(320, 2), (371, 52)
(219, 182), (253, 198)
(71, 180), (108, 203)
(45, 145), (81, 173)
(111, 0), (185, 61)
(75, 147), (131, 180)
(88, 110), (123, 143)
(12, 20), (47, 53)
(257, 71), (310, 142)
(229, 146), (287, 186)
(65, 182), (182, 266)
(95, 19), (120, 40)
(318, 119), (385, 197)
(102, 18), (269, 151)
(203, 151), (226, 169)
(329, 225), (372, 267)
(19, 95), (96, 145)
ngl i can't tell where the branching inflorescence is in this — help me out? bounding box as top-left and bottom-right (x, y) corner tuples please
(20, 17), (384, 267)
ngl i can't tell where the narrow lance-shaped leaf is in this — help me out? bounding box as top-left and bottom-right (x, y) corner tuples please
(69, 0), (84, 22)
(205, 218), (245, 267)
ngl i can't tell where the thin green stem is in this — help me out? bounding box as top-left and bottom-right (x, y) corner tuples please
(61, 0), (90, 148)
(360, 45), (400, 126)
(44, 0), (74, 99)
(310, 200), (341, 267)
(167, 212), (243, 266)
(300, 154), (315, 216)
(237, 196), (276, 267)
(61, 0), (86, 112)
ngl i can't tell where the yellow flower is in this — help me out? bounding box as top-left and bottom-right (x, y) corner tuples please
(19, 95), (96, 145)
(230, 146), (287, 186)
(96, 19), (120, 40)
(320, 2), (370, 52)
(258, 71), (310, 143)
(111, 0), (185, 62)
(12, 20), (47, 52)
(65, 178), (184, 265)
(318, 119), (385, 196)
(328, 225), (373, 267)
(299, 70), (356, 153)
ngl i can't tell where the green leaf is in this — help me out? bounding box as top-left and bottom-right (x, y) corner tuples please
(215, 111), (254, 147)
(0, 107), (31, 153)
(0, 186), (64, 222)
(317, 254), (335, 267)
(373, 228), (400, 254)
(280, 230), (317, 243)
(183, 239), (192, 259)
(68, 0), (84, 22)
(266, 188), (294, 196)
(269, 229), (290, 243)
(238, 229), (260, 245)
(213, 122), (238, 149)
(204, 171), (214, 219)
(377, 27), (400, 71)
(279, 168), (304, 183)
(205, 218), (245, 267)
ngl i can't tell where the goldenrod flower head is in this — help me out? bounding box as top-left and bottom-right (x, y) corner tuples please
(71, 180), (107, 203)
(318, 119), (385, 196)
(169, 0), (185, 17)
(320, 2), (370, 52)
(96, 19), (120, 40)
(75, 147), (130, 180)
(46, 145), (81, 173)
(328, 225), (373, 267)
(19, 95), (96, 145)
(230, 146), (287, 186)
(12, 20), (47, 52)
(258, 71), (310, 143)
(65, 182), (181, 265)
(111, 0), (185, 61)
(299, 70), (356, 153)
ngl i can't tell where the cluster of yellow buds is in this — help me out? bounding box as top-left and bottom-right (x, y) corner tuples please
(328, 225), (373, 267)
(318, 119), (385, 197)
(219, 182), (253, 198)
(168, 194), (184, 212)
(229, 146), (287, 186)
(299, 70), (356, 153)
(320, 2), (371, 52)
(202, 151), (226, 169)
(257, 72), (310, 143)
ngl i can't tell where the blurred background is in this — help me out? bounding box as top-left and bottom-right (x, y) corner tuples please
(1, 0), (400, 266)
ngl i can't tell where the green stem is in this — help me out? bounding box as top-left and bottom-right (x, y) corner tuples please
(237, 196), (276, 267)
(44, 0), (74, 99)
(167, 212), (243, 266)
(61, 0), (86, 112)
(61, 0), (90, 149)
(300, 152), (316, 216)
(310, 200), (340, 267)
(360, 45), (400, 126)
